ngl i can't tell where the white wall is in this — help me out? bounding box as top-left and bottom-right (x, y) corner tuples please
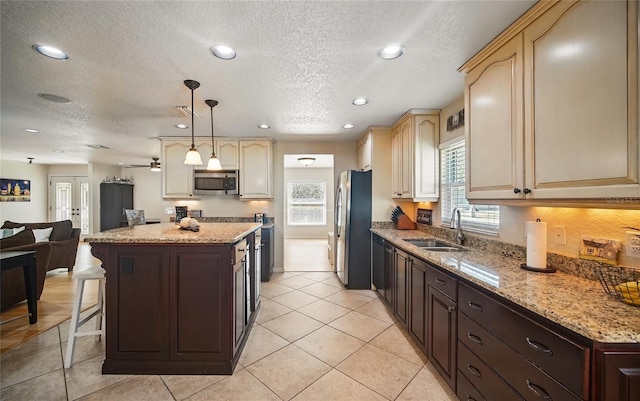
(283, 166), (334, 239)
(0, 160), (48, 223)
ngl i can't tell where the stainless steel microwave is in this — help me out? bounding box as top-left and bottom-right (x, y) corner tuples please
(193, 170), (239, 195)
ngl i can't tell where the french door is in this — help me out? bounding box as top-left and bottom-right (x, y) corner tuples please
(49, 176), (90, 234)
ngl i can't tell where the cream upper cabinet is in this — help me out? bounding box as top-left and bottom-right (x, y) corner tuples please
(465, 34), (524, 200)
(357, 131), (372, 171)
(161, 140), (198, 199)
(462, 0), (639, 202)
(239, 140), (273, 199)
(391, 110), (439, 201)
(216, 140), (239, 170)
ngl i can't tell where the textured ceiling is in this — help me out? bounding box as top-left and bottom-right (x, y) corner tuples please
(0, 0), (535, 166)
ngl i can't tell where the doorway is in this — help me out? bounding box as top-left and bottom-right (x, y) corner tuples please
(283, 154), (334, 272)
(49, 176), (90, 234)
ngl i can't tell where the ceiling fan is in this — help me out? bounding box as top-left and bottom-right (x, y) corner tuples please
(126, 157), (161, 172)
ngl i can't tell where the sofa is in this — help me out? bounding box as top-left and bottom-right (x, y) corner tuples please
(1, 220), (80, 310)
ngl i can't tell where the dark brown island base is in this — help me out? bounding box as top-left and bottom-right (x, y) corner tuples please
(85, 222), (262, 375)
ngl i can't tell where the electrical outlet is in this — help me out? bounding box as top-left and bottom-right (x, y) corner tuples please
(165, 207), (175, 215)
(626, 231), (640, 258)
(553, 226), (566, 245)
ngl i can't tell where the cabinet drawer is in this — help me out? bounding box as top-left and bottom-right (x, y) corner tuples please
(459, 283), (589, 398)
(428, 266), (457, 300)
(457, 371), (487, 401)
(458, 342), (524, 401)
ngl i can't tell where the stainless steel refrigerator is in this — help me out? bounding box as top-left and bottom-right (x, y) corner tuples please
(334, 170), (372, 289)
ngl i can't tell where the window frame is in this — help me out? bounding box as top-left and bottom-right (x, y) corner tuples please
(286, 180), (327, 226)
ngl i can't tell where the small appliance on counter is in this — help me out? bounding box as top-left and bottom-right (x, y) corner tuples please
(175, 206), (188, 222)
(254, 213), (266, 223)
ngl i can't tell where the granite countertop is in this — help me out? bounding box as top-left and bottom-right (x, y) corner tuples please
(372, 228), (640, 344)
(85, 222), (261, 244)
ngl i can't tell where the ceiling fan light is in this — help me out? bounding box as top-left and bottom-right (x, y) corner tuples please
(297, 157), (316, 166)
(150, 165), (161, 172)
(150, 157), (161, 171)
(207, 156), (222, 170)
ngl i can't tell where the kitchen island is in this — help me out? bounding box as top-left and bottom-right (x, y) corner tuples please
(85, 222), (261, 375)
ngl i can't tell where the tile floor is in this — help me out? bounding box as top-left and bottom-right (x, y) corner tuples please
(1, 268), (457, 400)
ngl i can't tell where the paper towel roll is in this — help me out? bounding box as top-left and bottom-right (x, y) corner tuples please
(526, 221), (547, 268)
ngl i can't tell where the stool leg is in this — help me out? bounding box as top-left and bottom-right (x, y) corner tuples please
(65, 278), (85, 369)
(94, 278), (105, 341)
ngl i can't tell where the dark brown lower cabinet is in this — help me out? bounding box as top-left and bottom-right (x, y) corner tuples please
(594, 345), (640, 401)
(93, 241), (255, 375)
(409, 257), (427, 352)
(428, 283), (457, 390)
(383, 244), (395, 307)
(395, 249), (409, 326)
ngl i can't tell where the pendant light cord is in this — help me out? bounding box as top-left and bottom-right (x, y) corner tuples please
(191, 87), (195, 148)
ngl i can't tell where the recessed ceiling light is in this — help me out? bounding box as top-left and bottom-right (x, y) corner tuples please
(210, 44), (236, 60)
(352, 97), (368, 106)
(38, 93), (71, 103)
(32, 44), (69, 60)
(25, 128), (41, 133)
(342, 124), (354, 129)
(377, 45), (406, 60)
(258, 124), (270, 129)
(175, 124), (188, 129)
(52, 149), (64, 153)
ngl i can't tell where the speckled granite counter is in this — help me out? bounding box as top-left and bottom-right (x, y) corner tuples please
(372, 229), (640, 344)
(85, 222), (261, 244)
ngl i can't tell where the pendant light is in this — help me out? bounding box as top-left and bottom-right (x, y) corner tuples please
(183, 79), (203, 165)
(205, 99), (222, 170)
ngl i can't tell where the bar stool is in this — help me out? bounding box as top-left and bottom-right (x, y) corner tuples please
(64, 266), (106, 368)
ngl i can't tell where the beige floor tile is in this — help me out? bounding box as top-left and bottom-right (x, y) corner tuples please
(297, 282), (342, 298)
(65, 355), (129, 400)
(321, 275), (346, 289)
(277, 275), (318, 289)
(269, 272), (303, 282)
(0, 369), (67, 401)
(79, 375), (175, 401)
(261, 282), (294, 299)
(247, 344), (331, 400)
(0, 342), (63, 388)
(370, 325), (427, 366)
(291, 369), (387, 401)
(354, 298), (396, 324)
(238, 325), (289, 367)
(347, 289), (378, 299)
(270, 290), (320, 310)
(254, 299), (293, 324)
(185, 369), (280, 401)
(0, 327), (60, 358)
(296, 299), (351, 324)
(294, 325), (365, 367)
(297, 271), (338, 282)
(324, 291), (373, 310)
(62, 334), (106, 367)
(161, 374), (227, 401)
(329, 311), (391, 342)
(396, 364), (457, 401)
(337, 344), (422, 400)
(260, 311), (323, 342)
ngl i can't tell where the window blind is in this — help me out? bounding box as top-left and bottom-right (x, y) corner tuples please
(440, 141), (499, 234)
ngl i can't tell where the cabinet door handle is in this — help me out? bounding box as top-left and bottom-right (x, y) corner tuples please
(466, 364), (482, 378)
(467, 301), (483, 311)
(523, 188), (532, 194)
(435, 278), (446, 285)
(526, 379), (552, 400)
(467, 333), (483, 345)
(513, 188), (521, 194)
(448, 306), (456, 313)
(526, 337), (553, 356)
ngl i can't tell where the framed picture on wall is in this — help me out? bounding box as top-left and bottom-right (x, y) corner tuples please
(0, 178), (31, 202)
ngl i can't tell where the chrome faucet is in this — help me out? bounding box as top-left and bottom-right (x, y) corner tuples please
(450, 208), (465, 245)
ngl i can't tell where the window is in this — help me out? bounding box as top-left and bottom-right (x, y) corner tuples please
(287, 181), (326, 225)
(440, 140), (499, 234)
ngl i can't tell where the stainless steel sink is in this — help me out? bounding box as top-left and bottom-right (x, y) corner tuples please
(403, 238), (465, 252)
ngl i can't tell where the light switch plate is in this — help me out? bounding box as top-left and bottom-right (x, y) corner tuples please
(553, 226), (566, 245)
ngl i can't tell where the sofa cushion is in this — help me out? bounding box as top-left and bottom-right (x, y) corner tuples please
(2, 220), (73, 241)
(33, 227), (54, 242)
(0, 229), (35, 249)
